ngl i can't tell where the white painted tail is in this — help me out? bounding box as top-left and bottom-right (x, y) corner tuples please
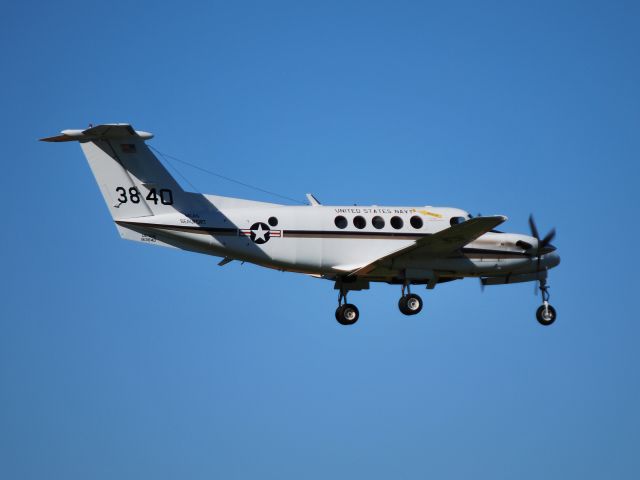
(41, 124), (191, 220)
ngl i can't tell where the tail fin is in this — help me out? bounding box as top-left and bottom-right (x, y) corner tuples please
(41, 124), (189, 220)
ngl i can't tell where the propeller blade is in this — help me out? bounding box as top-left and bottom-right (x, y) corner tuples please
(540, 228), (556, 247)
(528, 214), (540, 240)
(530, 213), (543, 273)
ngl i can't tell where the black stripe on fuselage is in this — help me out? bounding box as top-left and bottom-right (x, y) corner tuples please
(116, 221), (237, 236)
(116, 221), (530, 257)
(116, 221), (429, 239)
(282, 230), (426, 240)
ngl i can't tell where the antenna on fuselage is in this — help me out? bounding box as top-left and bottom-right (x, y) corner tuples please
(306, 193), (321, 206)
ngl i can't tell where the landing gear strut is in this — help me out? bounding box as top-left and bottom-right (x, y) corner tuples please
(536, 280), (557, 326)
(335, 287), (359, 326)
(398, 282), (423, 316)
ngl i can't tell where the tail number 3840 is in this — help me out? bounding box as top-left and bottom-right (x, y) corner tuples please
(115, 187), (174, 205)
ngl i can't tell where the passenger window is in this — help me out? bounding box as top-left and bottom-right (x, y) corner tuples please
(410, 216), (423, 229)
(372, 216), (385, 229)
(390, 216), (403, 229)
(335, 216), (348, 229)
(353, 216), (366, 229)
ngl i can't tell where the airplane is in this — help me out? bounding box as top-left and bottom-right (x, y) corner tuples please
(41, 124), (560, 326)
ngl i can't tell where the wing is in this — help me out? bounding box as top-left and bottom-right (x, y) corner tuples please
(350, 215), (507, 276)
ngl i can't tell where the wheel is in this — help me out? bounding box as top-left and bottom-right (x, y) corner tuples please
(335, 304), (359, 325)
(398, 294), (423, 315)
(536, 304), (557, 326)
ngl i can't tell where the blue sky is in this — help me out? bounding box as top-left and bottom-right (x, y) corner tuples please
(1, 1), (639, 478)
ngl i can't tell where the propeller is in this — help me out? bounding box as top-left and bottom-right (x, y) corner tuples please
(528, 215), (557, 284)
(528, 215), (556, 255)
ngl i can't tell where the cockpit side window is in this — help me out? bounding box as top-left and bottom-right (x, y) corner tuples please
(450, 216), (466, 226)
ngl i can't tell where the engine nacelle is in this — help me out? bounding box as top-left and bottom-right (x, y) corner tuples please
(481, 271), (547, 286)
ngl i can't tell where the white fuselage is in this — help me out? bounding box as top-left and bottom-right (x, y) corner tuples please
(116, 196), (560, 283)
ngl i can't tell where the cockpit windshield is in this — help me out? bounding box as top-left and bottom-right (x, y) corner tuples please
(453, 213), (503, 232)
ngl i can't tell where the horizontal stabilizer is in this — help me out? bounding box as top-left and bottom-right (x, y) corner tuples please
(40, 124), (153, 142)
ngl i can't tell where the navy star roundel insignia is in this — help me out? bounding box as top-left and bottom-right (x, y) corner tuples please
(240, 222), (282, 244)
(249, 222), (270, 244)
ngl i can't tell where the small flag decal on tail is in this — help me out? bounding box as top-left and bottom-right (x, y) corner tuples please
(121, 144), (136, 153)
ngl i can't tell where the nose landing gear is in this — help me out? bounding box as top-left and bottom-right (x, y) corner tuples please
(536, 281), (557, 326)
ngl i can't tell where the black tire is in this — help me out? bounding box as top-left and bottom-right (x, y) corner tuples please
(536, 304), (557, 326)
(398, 296), (409, 315)
(398, 294), (423, 315)
(336, 304), (359, 325)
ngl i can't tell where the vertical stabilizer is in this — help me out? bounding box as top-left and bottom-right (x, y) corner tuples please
(41, 124), (191, 220)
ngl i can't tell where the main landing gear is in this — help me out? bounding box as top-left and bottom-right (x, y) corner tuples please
(334, 282), (426, 325)
(398, 282), (423, 316)
(335, 287), (359, 326)
(536, 280), (557, 326)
